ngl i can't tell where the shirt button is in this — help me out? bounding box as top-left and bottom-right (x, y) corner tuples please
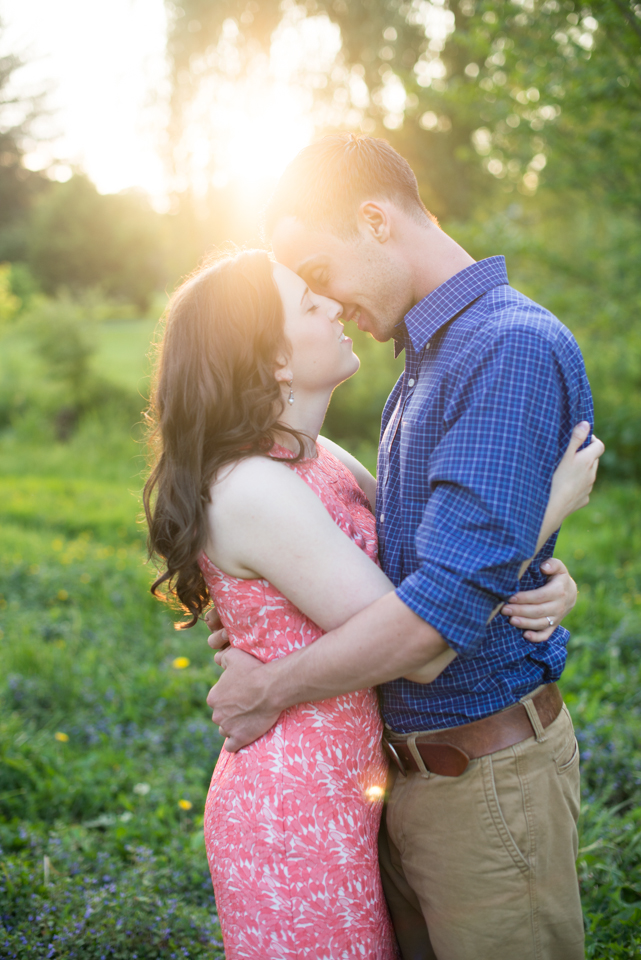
(408, 378), (415, 387)
(380, 514), (385, 522)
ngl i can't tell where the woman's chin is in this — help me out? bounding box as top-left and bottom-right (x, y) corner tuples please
(350, 353), (361, 375)
(335, 354), (361, 385)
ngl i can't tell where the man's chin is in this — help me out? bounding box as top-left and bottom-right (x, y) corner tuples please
(364, 320), (395, 343)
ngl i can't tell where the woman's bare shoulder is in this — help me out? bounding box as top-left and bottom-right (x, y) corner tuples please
(209, 454), (315, 519)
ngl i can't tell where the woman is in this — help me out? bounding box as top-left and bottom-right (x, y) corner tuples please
(144, 250), (601, 960)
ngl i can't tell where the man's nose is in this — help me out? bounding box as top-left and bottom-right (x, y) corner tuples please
(328, 298), (344, 320)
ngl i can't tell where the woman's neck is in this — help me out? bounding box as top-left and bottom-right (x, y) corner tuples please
(274, 385), (334, 454)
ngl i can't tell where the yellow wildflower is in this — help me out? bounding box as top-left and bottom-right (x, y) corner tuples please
(54, 732), (69, 742)
(172, 656), (190, 669)
(178, 799), (193, 811)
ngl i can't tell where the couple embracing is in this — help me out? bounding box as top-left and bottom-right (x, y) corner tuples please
(145, 135), (602, 960)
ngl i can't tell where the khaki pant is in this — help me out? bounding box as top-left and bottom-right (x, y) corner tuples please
(379, 703), (584, 960)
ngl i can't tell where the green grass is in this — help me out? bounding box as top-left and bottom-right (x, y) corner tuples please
(1, 317), (158, 394)
(0, 426), (226, 958)
(1, 318), (641, 956)
(92, 320), (158, 394)
(2, 427), (641, 956)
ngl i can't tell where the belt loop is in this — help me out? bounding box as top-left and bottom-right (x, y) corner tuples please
(520, 694), (547, 743)
(407, 735), (431, 779)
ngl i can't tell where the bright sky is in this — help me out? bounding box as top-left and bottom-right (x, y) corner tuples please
(0, 0), (343, 208)
(1, 0), (169, 201)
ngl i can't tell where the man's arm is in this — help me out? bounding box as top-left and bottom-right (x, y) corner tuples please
(208, 327), (590, 749)
(395, 327), (576, 656)
(210, 592), (447, 752)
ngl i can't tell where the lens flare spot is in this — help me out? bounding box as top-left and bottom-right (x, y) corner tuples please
(365, 785), (385, 801)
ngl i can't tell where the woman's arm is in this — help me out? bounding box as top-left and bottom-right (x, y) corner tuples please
(206, 424), (603, 684)
(526, 423), (604, 574)
(205, 456), (393, 634)
(403, 423), (604, 683)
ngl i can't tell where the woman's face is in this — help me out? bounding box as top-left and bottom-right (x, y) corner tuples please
(272, 262), (360, 393)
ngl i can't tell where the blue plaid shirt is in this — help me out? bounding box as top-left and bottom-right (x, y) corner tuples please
(377, 256), (593, 732)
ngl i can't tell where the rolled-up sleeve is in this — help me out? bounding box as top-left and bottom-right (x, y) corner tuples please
(396, 327), (571, 656)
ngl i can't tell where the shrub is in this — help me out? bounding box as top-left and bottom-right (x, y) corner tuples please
(0, 294), (143, 440)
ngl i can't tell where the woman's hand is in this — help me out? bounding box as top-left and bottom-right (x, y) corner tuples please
(406, 556), (578, 683)
(546, 422), (605, 531)
(519, 423), (603, 581)
(501, 556), (577, 642)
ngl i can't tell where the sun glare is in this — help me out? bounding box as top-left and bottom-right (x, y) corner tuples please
(176, 9), (342, 204)
(3, 0), (343, 207)
(192, 78), (315, 193)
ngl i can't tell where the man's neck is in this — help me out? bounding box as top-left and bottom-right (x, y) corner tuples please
(404, 220), (476, 307)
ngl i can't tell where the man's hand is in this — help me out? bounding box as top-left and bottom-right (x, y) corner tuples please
(501, 557), (577, 642)
(206, 647), (281, 752)
(205, 606), (229, 653)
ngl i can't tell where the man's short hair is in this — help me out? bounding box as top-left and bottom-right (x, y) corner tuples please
(264, 134), (436, 239)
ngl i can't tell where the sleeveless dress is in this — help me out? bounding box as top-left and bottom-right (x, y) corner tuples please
(199, 443), (398, 960)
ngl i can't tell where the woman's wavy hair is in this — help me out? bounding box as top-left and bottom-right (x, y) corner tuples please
(143, 248), (307, 628)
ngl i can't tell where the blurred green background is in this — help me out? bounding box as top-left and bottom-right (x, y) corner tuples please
(1, 1), (641, 957)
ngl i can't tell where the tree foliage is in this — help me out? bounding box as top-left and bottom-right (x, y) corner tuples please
(0, 27), (49, 260)
(165, 0), (641, 219)
(27, 176), (168, 309)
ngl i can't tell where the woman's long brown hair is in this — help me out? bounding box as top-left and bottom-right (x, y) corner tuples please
(143, 249), (306, 628)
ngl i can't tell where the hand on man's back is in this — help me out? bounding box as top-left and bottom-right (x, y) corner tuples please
(206, 646), (280, 753)
(204, 606), (281, 751)
(205, 606), (229, 651)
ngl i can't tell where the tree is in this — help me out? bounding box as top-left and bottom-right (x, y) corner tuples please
(163, 0), (641, 219)
(27, 175), (168, 310)
(0, 21), (50, 260)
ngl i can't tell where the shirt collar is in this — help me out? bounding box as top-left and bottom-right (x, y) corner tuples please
(393, 256), (509, 357)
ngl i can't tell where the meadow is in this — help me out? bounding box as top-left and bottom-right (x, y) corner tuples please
(1, 319), (641, 958)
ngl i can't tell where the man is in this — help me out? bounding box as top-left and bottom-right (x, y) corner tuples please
(206, 135), (597, 959)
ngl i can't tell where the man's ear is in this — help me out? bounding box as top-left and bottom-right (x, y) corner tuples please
(358, 201), (391, 243)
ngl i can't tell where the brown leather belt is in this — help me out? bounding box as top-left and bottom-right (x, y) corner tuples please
(383, 683), (563, 778)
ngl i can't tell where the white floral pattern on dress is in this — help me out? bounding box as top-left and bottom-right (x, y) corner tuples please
(199, 443), (398, 960)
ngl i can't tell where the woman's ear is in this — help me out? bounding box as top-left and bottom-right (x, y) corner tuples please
(274, 361), (293, 385)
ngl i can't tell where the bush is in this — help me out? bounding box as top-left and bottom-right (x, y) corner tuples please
(0, 293), (143, 440)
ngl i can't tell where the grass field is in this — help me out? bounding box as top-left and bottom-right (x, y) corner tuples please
(1, 321), (641, 957)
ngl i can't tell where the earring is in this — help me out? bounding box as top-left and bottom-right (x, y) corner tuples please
(287, 380), (294, 405)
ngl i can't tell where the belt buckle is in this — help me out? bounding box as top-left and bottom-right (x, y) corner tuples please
(383, 738), (407, 775)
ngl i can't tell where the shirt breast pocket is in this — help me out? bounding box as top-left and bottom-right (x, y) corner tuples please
(399, 414), (437, 502)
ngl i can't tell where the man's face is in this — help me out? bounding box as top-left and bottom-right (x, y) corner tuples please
(271, 216), (415, 343)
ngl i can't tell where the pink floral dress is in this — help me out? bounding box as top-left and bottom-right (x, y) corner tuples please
(199, 443), (398, 960)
